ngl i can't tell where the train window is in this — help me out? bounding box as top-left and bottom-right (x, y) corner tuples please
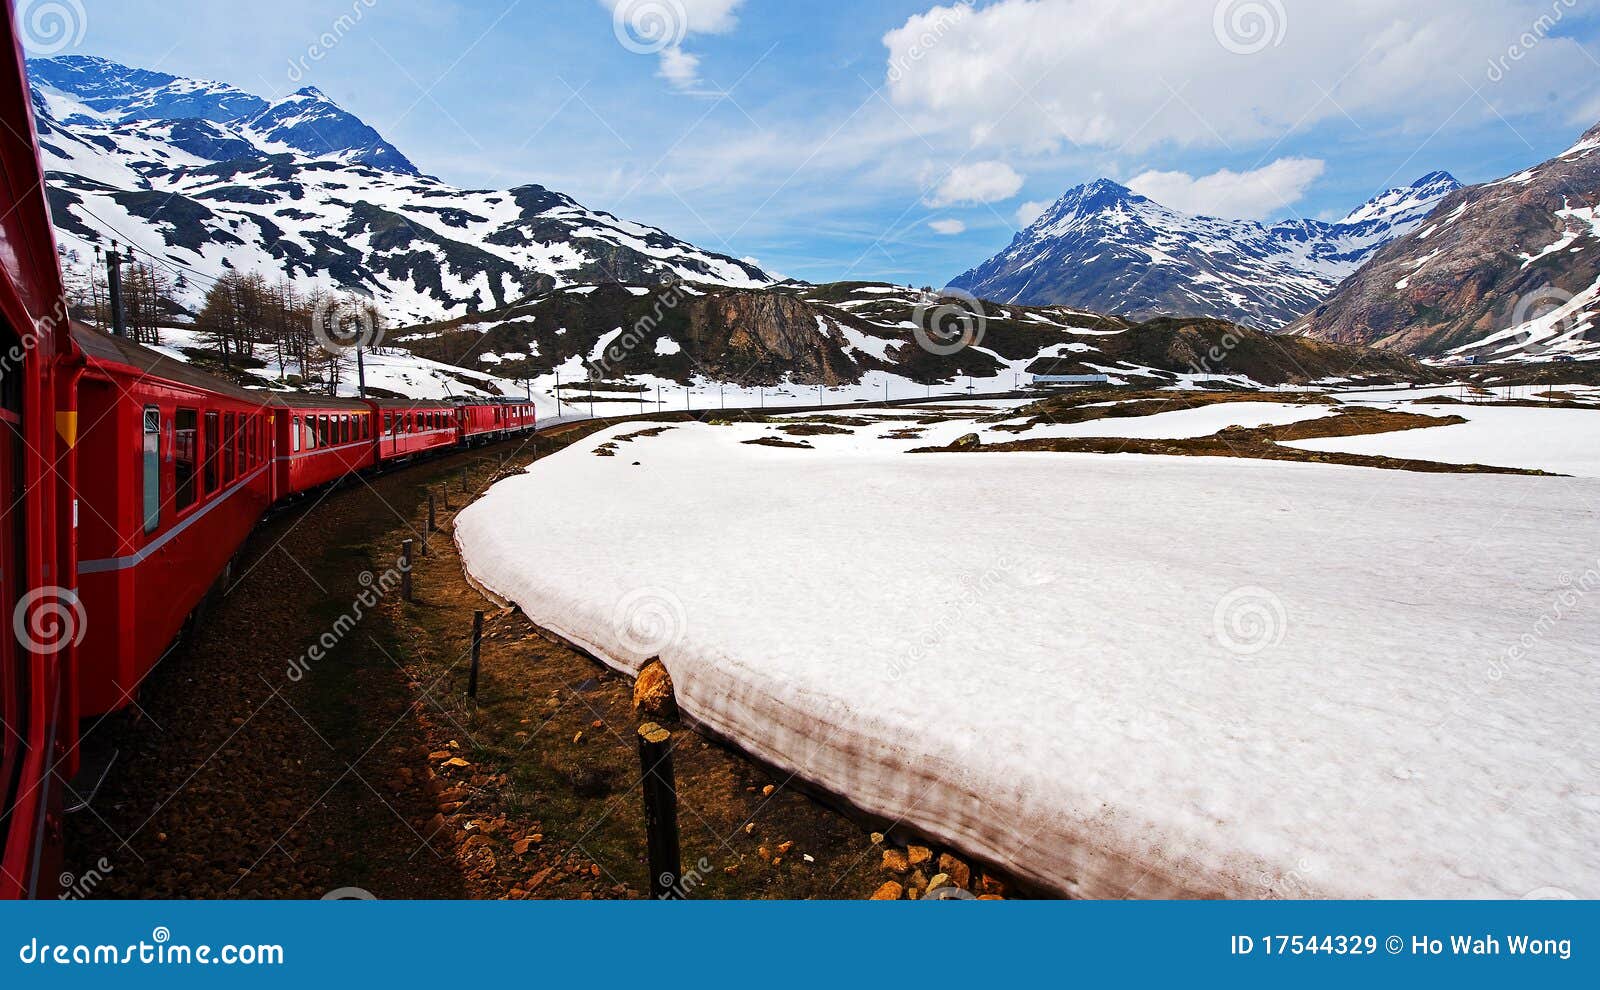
(223, 413), (236, 483)
(342, 415), (351, 443)
(200, 410), (218, 499)
(315, 414), (327, 447)
(175, 409), (198, 510)
(235, 416), (246, 476)
(142, 407), (161, 533)
(291, 416), (300, 453)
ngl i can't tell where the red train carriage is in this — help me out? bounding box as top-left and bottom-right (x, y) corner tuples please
(73, 327), (277, 717)
(372, 398), (459, 461)
(459, 402), (501, 444)
(274, 394), (378, 497)
(0, 3), (81, 899)
(459, 400), (537, 444)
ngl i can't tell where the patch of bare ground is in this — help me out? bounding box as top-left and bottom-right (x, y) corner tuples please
(778, 423), (854, 437)
(742, 436), (814, 449)
(913, 407), (1557, 476)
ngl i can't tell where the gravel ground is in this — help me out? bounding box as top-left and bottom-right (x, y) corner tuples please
(64, 422), (886, 900)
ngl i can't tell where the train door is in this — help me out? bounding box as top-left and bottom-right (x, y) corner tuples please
(0, 323), (26, 891)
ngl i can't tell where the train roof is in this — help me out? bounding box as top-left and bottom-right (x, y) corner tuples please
(365, 396), (459, 410)
(72, 324), (501, 412)
(73, 322), (286, 406)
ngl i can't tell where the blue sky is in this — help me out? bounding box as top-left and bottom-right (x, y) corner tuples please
(33, 0), (1600, 286)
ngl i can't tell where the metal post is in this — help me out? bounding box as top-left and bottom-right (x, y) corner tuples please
(106, 241), (127, 337)
(468, 610), (484, 701)
(401, 540), (414, 602)
(428, 490), (437, 533)
(356, 343), (367, 399)
(638, 723), (682, 900)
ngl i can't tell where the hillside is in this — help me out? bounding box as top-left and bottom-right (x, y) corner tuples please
(393, 281), (1433, 393)
(1293, 122), (1600, 361)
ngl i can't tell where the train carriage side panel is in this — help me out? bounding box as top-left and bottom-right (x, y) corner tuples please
(72, 329), (275, 716)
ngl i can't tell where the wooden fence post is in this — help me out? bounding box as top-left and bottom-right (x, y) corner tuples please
(468, 610), (484, 701)
(638, 723), (683, 900)
(428, 490), (437, 533)
(401, 540), (413, 602)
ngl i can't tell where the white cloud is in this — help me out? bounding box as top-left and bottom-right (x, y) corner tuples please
(656, 47), (701, 88)
(883, 0), (1600, 153)
(1015, 200), (1052, 228)
(925, 161), (1024, 207)
(928, 219), (967, 235)
(1127, 157), (1326, 219)
(600, 0), (746, 91)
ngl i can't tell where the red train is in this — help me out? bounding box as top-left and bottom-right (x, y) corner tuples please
(0, 12), (536, 898)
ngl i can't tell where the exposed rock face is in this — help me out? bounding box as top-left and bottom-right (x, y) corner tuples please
(1294, 122), (1600, 361)
(684, 292), (857, 386)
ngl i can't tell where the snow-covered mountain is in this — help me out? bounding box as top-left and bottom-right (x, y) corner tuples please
(949, 173), (1461, 329)
(1294, 123), (1600, 362)
(30, 55), (418, 174)
(29, 56), (773, 324)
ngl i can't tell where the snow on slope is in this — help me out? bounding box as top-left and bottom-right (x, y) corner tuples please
(31, 57), (773, 325)
(1286, 402), (1600, 477)
(949, 173), (1461, 329)
(457, 416), (1600, 899)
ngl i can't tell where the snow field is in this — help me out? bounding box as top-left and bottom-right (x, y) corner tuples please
(457, 417), (1600, 899)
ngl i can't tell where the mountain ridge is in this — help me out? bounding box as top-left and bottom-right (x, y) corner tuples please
(30, 55), (774, 325)
(949, 172), (1461, 330)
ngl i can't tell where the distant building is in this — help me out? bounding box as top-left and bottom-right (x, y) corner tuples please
(1032, 374), (1113, 385)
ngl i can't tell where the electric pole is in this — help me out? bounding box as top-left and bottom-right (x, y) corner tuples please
(91, 246), (103, 327)
(105, 241), (127, 337)
(356, 341), (367, 399)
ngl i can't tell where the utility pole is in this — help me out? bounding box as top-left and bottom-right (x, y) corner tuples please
(356, 342), (367, 399)
(90, 246), (103, 328)
(105, 241), (128, 337)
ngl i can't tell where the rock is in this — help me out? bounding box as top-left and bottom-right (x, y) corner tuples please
(761, 784), (776, 797)
(907, 845), (933, 868)
(951, 433), (981, 450)
(776, 841), (794, 856)
(633, 660), (677, 719)
(744, 823), (757, 835)
(870, 832), (885, 845)
(978, 872), (1009, 897)
(881, 849), (910, 874)
(937, 853), (971, 890)
(927, 872), (953, 891)
(908, 869), (929, 891)
(870, 881), (904, 901)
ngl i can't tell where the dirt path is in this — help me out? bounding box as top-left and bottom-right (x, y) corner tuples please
(64, 424), (886, 900)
